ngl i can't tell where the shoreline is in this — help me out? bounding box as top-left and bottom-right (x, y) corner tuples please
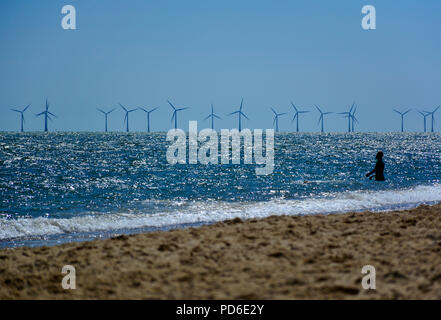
(3, 194), (441, 249)
(1, 203), (441, 299)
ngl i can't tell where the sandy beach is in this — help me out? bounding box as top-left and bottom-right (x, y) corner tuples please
(1, 203), (441, 299)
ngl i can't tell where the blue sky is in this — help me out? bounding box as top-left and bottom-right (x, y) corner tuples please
(1, 0), (440, 132)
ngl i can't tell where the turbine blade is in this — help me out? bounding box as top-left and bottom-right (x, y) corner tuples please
(119, 103), (127, 112)
(352, 106), (357, 115)
(97, 108), (106, 114)
(23, 104), (31, 112)
(290, 101), (298, 112)
(11, 109), (21, 113)
(48, 111), (57, 118)
(291, 113), (298, 123)
(241, 112), (249, 120)
(167, 100), (176, 110)
(149, 107), (158, 113)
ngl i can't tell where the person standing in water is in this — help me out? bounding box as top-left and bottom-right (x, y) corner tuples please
(366, 151), (385, 181)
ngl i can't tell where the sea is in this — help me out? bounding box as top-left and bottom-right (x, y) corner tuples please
(1, 132), (441, 248)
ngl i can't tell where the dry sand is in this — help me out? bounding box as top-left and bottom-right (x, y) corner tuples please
(1, 203), (441, 299)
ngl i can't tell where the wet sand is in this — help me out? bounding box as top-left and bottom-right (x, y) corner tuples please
(1, 203), (441, 299)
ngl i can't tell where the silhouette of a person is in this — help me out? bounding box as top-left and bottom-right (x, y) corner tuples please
(366, 151), (385, 181)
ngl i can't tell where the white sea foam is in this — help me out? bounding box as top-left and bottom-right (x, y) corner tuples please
(1, 184), (441, 240)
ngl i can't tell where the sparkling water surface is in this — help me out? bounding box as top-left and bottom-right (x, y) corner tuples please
(1, 132), (440, 248)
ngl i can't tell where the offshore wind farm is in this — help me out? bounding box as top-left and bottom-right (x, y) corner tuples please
(5, 99), (441, 132)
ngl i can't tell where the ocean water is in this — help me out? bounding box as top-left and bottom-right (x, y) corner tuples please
(1, 132), (441, 248)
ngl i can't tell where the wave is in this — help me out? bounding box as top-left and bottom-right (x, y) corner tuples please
(1, 184), (441, 241)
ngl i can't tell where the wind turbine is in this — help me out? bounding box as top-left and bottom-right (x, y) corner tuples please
(36, 99), (56, 132)
(424, 105), (440, 132)
(119, 103), (137, 132)
(338, 102), (355, 132)
(417, 111), (430, 133)
(315, 105), (332, 133)
(204, 104), (221, 130)
(393, 108), (411, 132)
(97, 108), (115, 132)
(228, 98), (248, 131)
(271, 107), (286, 133)
(350, 105), (359, 132)
(290, 102), (309, 132)
(11, 104), (31, 132)
(167, 100), (189, 129)
(139, 107), (158, 133)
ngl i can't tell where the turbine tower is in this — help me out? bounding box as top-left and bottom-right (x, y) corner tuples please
(271, 107), (286, 133)
(418, 111), (430, 133)
(204, 104), (221, 130)
(119, 103), (137, 132)
(139, 107), (158, 133)
(393, 108), (411, 132)
(338, 102), (355, 132)
(168, 100), (189, 129)
(228, 98), (248, 131)
(11, 104), (31, 132)
(315, 105), (332, 133)
(97, 108), (115, 132)
(36, 99), (56, 132)
(424, 105), (440, 132)
(290, 102), (309, 132)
